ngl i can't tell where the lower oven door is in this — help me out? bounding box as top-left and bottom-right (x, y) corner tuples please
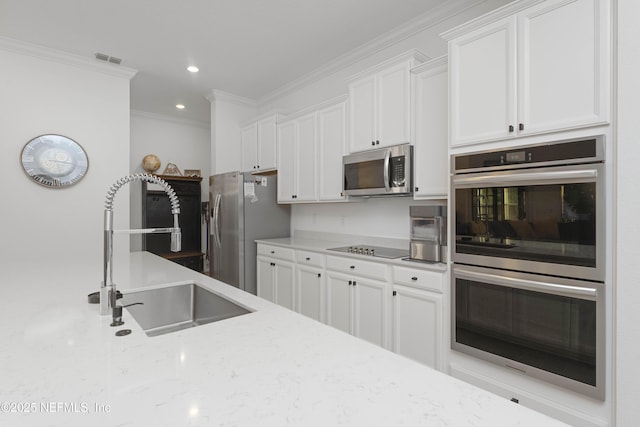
(451, 264), (605, 400)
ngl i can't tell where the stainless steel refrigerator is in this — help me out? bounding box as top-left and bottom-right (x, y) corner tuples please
(209, 172), (290, 295)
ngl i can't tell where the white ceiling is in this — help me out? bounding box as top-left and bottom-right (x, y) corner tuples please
(1, 0), (466, 125)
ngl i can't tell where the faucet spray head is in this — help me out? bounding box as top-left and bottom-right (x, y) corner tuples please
(170, 211), (181, 252)
(171, 229), (181, 252)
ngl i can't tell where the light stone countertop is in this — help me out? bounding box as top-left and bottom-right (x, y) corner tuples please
(0, 251), (566, 426)
(256, 232), (448, 272)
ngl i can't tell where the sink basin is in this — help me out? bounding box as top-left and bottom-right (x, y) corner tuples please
(120, 282), (252, 337)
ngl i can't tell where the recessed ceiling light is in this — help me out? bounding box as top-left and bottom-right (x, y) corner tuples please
(176, 104), (185, 110)
(187, 66), (199, 73)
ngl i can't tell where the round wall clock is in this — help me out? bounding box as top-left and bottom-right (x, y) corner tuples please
(20, 134), (89, 188)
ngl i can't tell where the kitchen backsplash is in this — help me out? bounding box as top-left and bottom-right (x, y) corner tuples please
(291, 197), (433, 240)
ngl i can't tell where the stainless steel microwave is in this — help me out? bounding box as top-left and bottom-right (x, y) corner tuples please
(343, 143), (412, 197)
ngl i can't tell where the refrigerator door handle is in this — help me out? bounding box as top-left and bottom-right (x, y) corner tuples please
(213, 193), (222, 248)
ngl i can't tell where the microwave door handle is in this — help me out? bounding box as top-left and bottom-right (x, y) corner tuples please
(383, 149), (391, 192)
(455, 268), (598, 300)
(453, 169), (599, 187)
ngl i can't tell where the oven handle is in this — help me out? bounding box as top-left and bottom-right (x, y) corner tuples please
(452, 169), (598, 187)
(455, 268), (598, 300)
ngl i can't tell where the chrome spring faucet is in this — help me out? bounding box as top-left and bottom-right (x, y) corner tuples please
(101, 173), (181, 323)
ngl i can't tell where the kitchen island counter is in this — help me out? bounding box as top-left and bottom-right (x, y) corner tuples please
(1, 252), (565, 426)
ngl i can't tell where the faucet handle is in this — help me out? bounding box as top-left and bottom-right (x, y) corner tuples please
(110, 305), (124, 327)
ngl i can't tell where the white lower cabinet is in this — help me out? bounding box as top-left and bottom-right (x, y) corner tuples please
(391, 265), (445, 370)
(392, 284), (443, 369)
(257, 244), (445, 367)
(296, 265), (324, 322)
(257, 246), (296, 310)
(295, 250), (326, 322)
(326, 270), (389, 348)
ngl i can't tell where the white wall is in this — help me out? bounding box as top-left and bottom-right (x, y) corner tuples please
(129, 111), (211, 251)
(615, 0), (640, 424)
(0, 39), (134, 281)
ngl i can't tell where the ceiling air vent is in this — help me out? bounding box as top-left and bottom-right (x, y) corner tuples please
(95, 52), (122, 65)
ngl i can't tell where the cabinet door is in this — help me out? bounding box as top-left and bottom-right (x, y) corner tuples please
(297, 265), (324, 322)
(349, 74), (377, 153)
(241, 123), (258, 172)
(277, 121), (296, 203)
(326, 271), (352, 334)
(317, 101), (346, 201)
(413, 61), (448, 199)
(377, 61), (411, 147)
(517, 0), (609, 134)
(274, 261), (295, 311)
(392, 285), (443, 369)
(257, 115), (277, 170)
(353, 278), (389, 348)
(450, 17), (516, 146)
(256, 256), (275, 302)
(295, 113), (317, 201)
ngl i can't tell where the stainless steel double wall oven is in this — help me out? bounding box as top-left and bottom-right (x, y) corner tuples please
(451, 137), (605, 400)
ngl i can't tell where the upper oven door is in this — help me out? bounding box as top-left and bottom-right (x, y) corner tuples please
(452, 162), (605, 282)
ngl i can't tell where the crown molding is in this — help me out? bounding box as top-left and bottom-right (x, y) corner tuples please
(411, 55), (448, 74)
(256, 0), (483, 107)
(346, 49), (430, 82)
(206, 89), (257, 108)
(441, 0), (546, 40)
(277, 94), (349, 124)
(131, 110), (210, 129)
(0, 36), (138, 79)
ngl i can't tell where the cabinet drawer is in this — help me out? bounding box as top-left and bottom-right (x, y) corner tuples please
(392, 266), (444, 293)
(326, 255), (388, 280)
(257, 244), (295, 261)
(296, 250), (325, 268)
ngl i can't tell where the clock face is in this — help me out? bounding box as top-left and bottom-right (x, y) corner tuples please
(21, 134), (89, 188)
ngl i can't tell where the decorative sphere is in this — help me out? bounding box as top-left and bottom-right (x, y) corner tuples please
(142, 154), (161, 173)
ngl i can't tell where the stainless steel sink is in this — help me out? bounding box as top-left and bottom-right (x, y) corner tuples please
(120, 282), (252, 337)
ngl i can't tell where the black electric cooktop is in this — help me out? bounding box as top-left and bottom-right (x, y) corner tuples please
(328, 245), (409, 259)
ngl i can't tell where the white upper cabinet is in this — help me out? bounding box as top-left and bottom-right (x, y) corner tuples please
(349, 74), (377, 152)
(241, 122), (259, 172)
(317, 100), (347, 201)
(295, 113), (318, 202)
(277, 97), (347, 204)
(412, 57), (449, 199)
(277, 112), (317, 202)
(241, 114), (281, 172)
(517, 0), (609, 134)
(348, 51), (428, 153)
(446, 0), (610, 147)
(276, 121), (296, 203)
(449, 18), (515, 146)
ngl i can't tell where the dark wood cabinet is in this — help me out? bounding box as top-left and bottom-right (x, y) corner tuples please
(142, 175), (204, 272)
